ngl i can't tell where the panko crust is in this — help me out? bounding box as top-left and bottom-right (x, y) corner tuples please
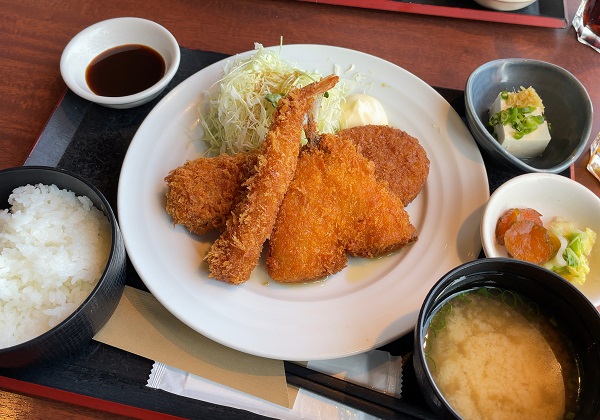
(267, 133), (417, 283)
(337, 125), (430, 205)
(206, 75), (340, 284)
(164, 151), (258, 234)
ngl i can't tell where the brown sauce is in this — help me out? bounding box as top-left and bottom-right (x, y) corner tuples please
(85, 44), (165, 97)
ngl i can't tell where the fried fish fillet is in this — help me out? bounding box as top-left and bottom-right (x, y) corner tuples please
(205, 75), (339, 284)
(266, 133), (418, 283)
(164, 151), (259, 234)
(337, 125), (429, 205)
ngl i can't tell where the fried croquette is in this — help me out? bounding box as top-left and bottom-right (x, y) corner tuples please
(205, 75), (340, 284)
(267, 133), (418, 283)
(164, 151), (259, 234)
(336, 125), (429, 205)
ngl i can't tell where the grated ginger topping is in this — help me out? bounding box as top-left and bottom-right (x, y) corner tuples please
(505, 86), (545, 111)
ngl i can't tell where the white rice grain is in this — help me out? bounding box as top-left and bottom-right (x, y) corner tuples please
(0, 183), (111, 348)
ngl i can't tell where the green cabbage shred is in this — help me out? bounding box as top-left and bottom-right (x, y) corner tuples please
(199, 43), (351, 155)
(543, 218), (597, 285)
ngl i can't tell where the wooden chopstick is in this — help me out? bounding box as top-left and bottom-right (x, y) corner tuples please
(284, 361), (435, 420)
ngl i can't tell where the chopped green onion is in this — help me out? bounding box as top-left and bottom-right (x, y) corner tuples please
(501, 290), (517, 307)
(501, 90), (508, 100)
(488, 104), (546, 140)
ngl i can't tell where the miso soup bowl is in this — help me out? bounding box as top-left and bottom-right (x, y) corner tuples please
(413, 258), (600, 419)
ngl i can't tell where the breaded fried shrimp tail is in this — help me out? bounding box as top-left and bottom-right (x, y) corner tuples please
(206, 75), (339, 284)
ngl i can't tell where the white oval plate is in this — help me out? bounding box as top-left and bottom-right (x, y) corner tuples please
(118, 44), (489, 361)
(482, 172), (600, 307)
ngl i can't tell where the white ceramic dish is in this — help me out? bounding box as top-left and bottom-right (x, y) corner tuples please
(118, 44), (490, 361)
(482, 173), (600, 306)
(473, 0), (536, 11)
(60, 17), (180, 109)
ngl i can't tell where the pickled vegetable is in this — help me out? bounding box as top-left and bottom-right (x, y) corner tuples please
(495, 208), (543, 246)
(504, 220), (555, 264)
(495, 208), (596, 285)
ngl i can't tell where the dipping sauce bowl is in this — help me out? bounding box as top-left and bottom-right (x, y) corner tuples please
(60, 17), (180, 109)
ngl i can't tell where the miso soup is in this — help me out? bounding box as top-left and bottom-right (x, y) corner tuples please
(423, 287), (580, 420)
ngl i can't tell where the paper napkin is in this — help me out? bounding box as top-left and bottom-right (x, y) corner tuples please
(93, 286), (293, 408)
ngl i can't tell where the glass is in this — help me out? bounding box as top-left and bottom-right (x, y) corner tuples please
(587, 132), (600, 184)
(573, 0), (600, 53)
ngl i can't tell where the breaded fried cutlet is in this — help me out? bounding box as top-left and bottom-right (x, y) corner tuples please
(336, 125), (429, 205)
(267, 133), (418, 283)
(205, 75), (339, 284)
(164, 125), (429, 237)
(164, 151), (259, 234)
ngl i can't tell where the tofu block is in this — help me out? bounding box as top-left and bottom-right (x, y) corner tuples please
(489, 92), (551, 159)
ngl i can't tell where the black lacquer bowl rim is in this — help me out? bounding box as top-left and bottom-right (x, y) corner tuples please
(413, 257), (600, 419)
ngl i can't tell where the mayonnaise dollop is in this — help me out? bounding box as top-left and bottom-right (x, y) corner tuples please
(340, 94), (388, 129)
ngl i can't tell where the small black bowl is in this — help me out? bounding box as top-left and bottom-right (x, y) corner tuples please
(0, 166), (126, 367)
(413, 258), (600, 419)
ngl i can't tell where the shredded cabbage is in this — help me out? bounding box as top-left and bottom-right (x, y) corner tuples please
(544, 218), (597, 285)
(199, 43), (351, 155)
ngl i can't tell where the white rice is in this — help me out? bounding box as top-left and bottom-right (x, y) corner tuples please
(0, 183), (111, 348)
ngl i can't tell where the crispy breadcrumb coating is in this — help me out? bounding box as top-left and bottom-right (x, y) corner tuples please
(337, 125), (429, 205)
(267, 133), (417, 283)
(165, 151), (259, 234)
(205, 75), (339, 284)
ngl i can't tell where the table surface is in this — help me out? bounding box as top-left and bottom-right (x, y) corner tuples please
(1, 0), (600, 417)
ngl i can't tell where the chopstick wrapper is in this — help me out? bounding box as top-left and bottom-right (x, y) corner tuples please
(93, 286), (294, 408)
(307, 351), (403, 397)
(147, 350), (402, 419)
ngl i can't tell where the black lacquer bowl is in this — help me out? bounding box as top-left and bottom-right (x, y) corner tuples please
(0, 166), (126, 368)
(413, 258), (600, 419)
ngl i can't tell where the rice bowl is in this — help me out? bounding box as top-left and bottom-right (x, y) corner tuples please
(0, 166), (126, 368)
(0, 183), (112, 348)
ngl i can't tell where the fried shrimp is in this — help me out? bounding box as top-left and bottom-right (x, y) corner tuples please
(267, 134), (417, 283)
(205, 75), (339, 284)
